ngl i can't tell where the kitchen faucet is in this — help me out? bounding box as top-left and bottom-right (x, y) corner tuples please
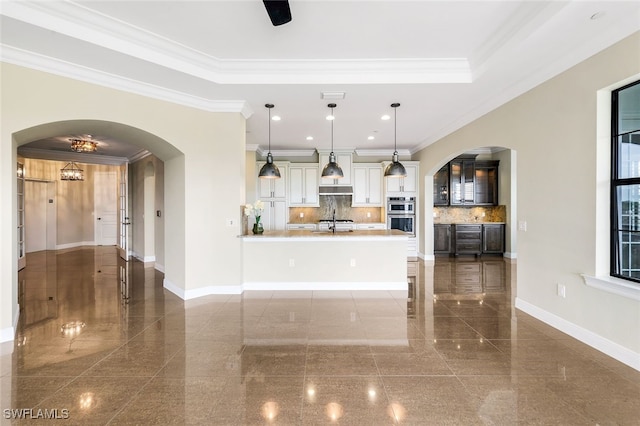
(330, 209), (336, 234)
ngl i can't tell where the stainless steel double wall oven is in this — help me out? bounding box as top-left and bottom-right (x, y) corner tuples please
(387, 196), (415, 236)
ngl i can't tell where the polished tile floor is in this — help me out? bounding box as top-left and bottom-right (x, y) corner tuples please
(1, 247), (639, 425)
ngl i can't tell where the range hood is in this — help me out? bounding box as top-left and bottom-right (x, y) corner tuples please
(318, 186), (353, 195)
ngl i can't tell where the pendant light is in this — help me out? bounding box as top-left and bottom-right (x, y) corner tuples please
(321, 103), (344, 179)
(258, 103), (281, 179)
(384, 102), (407, 178)
(60, 161), (84, 181)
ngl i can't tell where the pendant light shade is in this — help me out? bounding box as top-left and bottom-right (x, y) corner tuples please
(384, 103), (407, 178)
(321, 103), (344, 179)
(258, 103), (281, 179)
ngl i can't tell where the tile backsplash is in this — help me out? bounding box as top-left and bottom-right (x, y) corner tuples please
(288, 195), (383, 223)
(433, 205), (506, 224)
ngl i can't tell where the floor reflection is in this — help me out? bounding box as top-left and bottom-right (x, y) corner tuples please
(1, 247), (639, 424)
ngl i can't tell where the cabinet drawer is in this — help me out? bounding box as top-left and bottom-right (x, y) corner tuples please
(455, 283), (483, 293)
(456, 232), (481, 240)
(287, 224), (317, 230)
(456, 263), (481, 273)
(455, 273), (481, 284)
(456, 242), (481, 252)
(456, 225), (482, 232)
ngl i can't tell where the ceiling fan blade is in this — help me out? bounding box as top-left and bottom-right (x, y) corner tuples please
(263, 0), (291, 26)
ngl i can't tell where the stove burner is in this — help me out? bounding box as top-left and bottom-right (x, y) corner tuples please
(318, 219), (353, 223)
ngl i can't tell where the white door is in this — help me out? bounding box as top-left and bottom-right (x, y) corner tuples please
(118, 164), (131, 260)
(94, 172), (118, 246)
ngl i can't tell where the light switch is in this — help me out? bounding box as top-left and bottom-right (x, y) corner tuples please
(518, 220), (527, 231)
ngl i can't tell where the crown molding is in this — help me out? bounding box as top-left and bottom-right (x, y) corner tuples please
(0, 45), (253, 118)
(254, 146), (316, 157)
(245, 144), (260, 152)
(1, 1), (472, 85)
(355, 149), (411, 157)
(18, 147), (130, 166)
(128, 150), (153, 163)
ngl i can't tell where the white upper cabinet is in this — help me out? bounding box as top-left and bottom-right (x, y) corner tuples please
(257, 162), (287, 199)
(319, 152), (352, 185)
(289, 164), (319, 206)
(385, 161), (418, 195)
(352, 164), (383, 207)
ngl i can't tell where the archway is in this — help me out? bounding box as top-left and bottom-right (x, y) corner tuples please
(5, 119), (184, 342)
(421, 146), (517, 261)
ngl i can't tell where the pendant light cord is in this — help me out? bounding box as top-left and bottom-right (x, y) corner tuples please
(331, 106), (334, 151)
(268, 107), (271, 153)
(394, 106), (397, 152)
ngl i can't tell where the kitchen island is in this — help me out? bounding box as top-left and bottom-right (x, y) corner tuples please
(241, 229), (409, 291)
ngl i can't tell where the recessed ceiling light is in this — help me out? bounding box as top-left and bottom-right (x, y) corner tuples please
(272, 115), (281, 121)
(306, 136), (314, 141)
(381, 114), (390, 121)
(367, 136), (375, 140)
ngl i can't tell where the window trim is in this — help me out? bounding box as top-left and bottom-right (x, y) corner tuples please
(610, 80), (640, 284)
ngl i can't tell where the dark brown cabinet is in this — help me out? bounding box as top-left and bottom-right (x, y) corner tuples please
(474, 161), (499, 205)
(437, 223), (505, 256)
(433, 164), (449, 206)
(435, 157), (499, 206)
(434, 224), (452, 254)
(450, 159), (476, 205)
(482, 224), (505, 254)
(454, 224), (482, 255)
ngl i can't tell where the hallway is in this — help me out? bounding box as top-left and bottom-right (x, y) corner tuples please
(1, 247), (639, 424)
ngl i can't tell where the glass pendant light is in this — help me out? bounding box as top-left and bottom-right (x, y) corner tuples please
(384, 102), (407, 178)
(258, 103), (281, 179)
(321, 103), (344, 179)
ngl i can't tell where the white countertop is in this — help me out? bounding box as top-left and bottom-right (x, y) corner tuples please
(241, 229), (409, 241)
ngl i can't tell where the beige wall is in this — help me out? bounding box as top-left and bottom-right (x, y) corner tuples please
(414, 32), (640, 359)
(1, 63), (247, 340)
(130, 155), (165, 267)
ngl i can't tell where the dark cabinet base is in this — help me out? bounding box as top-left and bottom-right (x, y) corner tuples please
(435, 223), (505, 257)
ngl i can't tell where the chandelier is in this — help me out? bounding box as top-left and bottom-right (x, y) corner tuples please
(60, 162), (84, 181)
(69, 138), (97, 153)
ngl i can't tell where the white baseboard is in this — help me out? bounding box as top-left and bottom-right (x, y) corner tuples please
(55, 241), (95, 250)
(0, 305), (19, 343)
(243, 281), (408, 292)
(515, 297), (640, 372)
(504, 251), (517, 259)
(163, 278), (242, 300)
(155, 263), (165, 273)
(0, 326), (14, 343)
(163, 280), (408, 300)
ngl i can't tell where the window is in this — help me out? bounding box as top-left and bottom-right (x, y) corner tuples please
(611, 80), (640, 283)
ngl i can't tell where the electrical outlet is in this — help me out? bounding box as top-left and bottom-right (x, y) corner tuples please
(299, 212), (304, 218)
(350, 258), (356, 267)
(557, 283), (566, 298)
(289, 259), (295, 267)
(518, 220), (527, 231)
(367, 212), (371, 218)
